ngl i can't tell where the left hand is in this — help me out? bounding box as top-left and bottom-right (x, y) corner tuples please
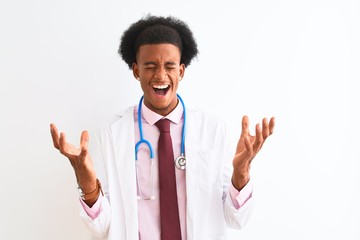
(231, 115), (275, 190)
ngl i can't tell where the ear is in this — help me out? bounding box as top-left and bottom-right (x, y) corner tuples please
(132, 63), (140, 80)
(179, 63), (185, 81)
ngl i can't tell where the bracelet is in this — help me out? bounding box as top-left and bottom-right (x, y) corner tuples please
(78, 179), (104, 201)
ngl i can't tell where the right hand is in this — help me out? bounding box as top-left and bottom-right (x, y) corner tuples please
(50, 123), (97, 194)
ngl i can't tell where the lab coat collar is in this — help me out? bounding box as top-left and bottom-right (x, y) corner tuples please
(140, 97), (184, 126)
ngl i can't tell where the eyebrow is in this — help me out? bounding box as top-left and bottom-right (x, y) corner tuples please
(143, 61), (178, 66)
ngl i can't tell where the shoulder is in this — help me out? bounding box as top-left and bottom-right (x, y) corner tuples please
(109, 105), (136, 125)
(186, 105), (226, 128)
(93, 105), (136, 137)
(185, 105), (228, 143)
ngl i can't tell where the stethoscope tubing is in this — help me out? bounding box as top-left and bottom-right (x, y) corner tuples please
(135, 94), (186, 161)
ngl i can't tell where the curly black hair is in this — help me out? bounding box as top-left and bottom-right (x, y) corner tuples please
(118, 14), (198, 69)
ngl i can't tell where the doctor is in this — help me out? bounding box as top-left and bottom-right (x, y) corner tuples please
(50, 15), (275, 240)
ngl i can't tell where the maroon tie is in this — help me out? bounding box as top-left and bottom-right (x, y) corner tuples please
(155, 119), (182, 240)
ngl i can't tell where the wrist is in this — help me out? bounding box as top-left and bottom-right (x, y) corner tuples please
(78, 179), (97, 194)
(78, 178), (103, 202)
(231, 171), (250, 191)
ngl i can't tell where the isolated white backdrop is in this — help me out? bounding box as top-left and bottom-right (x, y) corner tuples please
(1, 0), (359, 239)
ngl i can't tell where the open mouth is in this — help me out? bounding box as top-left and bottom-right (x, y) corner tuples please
(153, 84), (170, 96)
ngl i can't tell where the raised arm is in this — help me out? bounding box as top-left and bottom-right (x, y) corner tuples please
(50, 123), (99, 206)
(231, 116), (275, 190)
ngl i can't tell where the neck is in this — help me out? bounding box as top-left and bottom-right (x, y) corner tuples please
(144, 98), (179, 116)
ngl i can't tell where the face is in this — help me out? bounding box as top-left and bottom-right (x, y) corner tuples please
(132, 43), (185, 116)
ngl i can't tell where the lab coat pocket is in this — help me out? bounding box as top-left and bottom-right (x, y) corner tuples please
(195, 149), (222, 192)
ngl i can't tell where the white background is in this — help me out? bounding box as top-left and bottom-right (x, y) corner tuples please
(1, 0), (359, 239)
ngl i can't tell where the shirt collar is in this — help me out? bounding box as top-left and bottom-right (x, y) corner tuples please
(141, 98), (184, 126)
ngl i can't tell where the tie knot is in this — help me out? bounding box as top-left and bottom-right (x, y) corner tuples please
(155, 119), (171, 133)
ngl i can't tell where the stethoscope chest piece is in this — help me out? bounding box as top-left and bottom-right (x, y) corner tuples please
(175, 154), (186, 170)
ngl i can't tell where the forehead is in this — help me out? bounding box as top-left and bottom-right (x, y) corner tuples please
(136, 43), (181, 63)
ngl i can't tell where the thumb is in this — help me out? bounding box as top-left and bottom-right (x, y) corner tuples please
(80, 130), (89, 149)
(79, 131), (89, 162)
(78, 146), (89, 164)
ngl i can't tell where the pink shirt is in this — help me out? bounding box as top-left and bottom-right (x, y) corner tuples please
(80, 101), (253, 240)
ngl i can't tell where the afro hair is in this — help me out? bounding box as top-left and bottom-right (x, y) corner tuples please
(118, 14), (198, 69)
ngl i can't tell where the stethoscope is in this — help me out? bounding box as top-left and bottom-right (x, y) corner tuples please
(135, 94), (186, 200)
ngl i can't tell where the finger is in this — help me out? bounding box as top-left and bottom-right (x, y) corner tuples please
(59, 132), (71, 158)
(262, 117), (270, 140)
(253, 123), (263, 152)
(50, 123), (60, 149)
(241, 115), (250, 137)
(80, 130), (89, 149)
(59, 132), (66, 154)
(236, 115), (249, 152)
(269, 117), (275, 135)
(244, 135), (253, 155)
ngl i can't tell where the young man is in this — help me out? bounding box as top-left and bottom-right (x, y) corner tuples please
(50, 15), (275, 240)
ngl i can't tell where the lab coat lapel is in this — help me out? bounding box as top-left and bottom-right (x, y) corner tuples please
(184, 109), (202, 240)
(110, 107), (139, 240)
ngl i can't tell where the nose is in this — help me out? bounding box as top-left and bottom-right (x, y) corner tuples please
(153, 66), (168, 80)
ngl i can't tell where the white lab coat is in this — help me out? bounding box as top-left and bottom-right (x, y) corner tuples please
(80, 105), (253, 240)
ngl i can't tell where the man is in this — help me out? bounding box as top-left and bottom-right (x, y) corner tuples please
(50, 15), (275, 240)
